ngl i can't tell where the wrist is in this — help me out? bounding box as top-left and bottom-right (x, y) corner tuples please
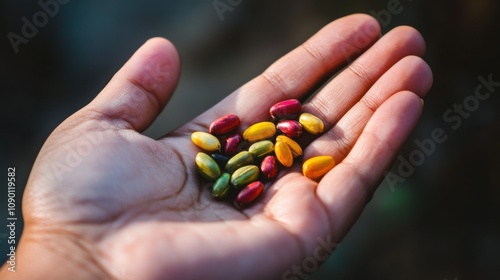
(0, 228), (110, 280)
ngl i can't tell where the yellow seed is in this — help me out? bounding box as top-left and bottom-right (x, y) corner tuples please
(275, 140), (293, 167)
(276, 135), (302, 158)
(191, 132), (221, 152)
(242, 122), (276, 142)
(302, 156), (335, 181)
(299, 113), (324, 135)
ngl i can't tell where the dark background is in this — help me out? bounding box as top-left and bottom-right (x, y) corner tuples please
(1, 0), (499, 279)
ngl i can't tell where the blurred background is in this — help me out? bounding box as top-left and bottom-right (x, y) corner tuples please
(1, 0), (499, 279)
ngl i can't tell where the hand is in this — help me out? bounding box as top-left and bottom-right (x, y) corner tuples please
(2, 14), (432, 280)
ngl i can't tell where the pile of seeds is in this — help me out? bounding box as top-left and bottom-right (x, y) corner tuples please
(191, 99), (335, 207)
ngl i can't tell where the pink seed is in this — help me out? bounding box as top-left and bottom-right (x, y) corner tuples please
(237, 181), (264, 207)
(224, 133), (243, 156)
(209, 114), (241, 135)
(260, 155), (278, 179)
(269, 99), (302, 119)
(276, 119), (303, 138)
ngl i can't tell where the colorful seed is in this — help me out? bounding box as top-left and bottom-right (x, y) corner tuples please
(191, 132), (221, 152)
(231, 165), (260, 188)
(225, 151), (254, 174)
(299, 113), (324, 135)
(237, 181), (264, 207)
(276, 119), (303, 138)
(276, 135), (302, 158)
(212, 173), (231, 198)
(302, 156), (335, 181)
(211, 153), (229, 167)
(195, 152), (221, 181)
(224, 133), (243, 156)
(242, 122), (276, 142)
(248, 140), (274, 158)
(260, 155), (278, 180)
(209, 114), (241, 135)
(275, 140), (293, 167)
(269, 99), (302, 119)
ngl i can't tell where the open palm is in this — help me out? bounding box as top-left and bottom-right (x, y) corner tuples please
(10, 14), (432, 280)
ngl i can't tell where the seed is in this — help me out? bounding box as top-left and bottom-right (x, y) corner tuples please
(231, 165), (260, 188)
(211, 153), (229, 167)
(224, 133), (243, 156)
(209, 114), (241, 135)
(299, 113), (324, 135)
(276, 119), (303, 138)
(242, 122), (276, 142)
(237, 181), (264, 207)
(212, 173), (231, 198)
(260, 155), (278, 179)
(276, 135), (302, 158)
(191, 132), (221, 152)
(195, 152), (221, 181)
(302, 156), (335, 181)
(225, 151), (254, 174)
(269, 99), (302, 119)
(275, 140), (293, 167)
(248, 140), (274, 158)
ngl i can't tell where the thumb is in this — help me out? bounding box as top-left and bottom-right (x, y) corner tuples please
(84, 37), (181, 132)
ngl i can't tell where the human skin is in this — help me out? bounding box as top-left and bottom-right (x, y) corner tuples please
(1, 14), (432, 280)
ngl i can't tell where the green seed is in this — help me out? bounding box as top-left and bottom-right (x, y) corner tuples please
(248, 140), (274, 158)
(195, 152), (220, 181)
(225, 151), (254, 174)
(231, 165), (260, 188)
(212, 173), (231, 198)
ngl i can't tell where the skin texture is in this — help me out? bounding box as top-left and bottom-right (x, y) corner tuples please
(1, 14), (433, 280)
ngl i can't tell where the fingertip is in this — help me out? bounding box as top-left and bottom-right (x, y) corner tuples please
(396, 55), (434, 97)
(122, 37), (181, 98)
(333, 13), (382, 42)
(389, 25), (427, 57)
(86, 37), (182, 132)
(346, 13), (381, 34)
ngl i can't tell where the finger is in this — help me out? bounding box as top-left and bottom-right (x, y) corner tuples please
(316, 91), (424, 240)
(83, 37), (181, 132)
(183, 14), (380, 131)
(303, 25), (427, 131)
(305, 55), (433, 160)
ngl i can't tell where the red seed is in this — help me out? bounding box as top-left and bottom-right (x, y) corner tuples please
(237, 181), (264, 207)
(224, 133), (243, 156)
(276, 120), (303, 138)
(209, 114), (241, 135)
(269, 99), (302, 119)
(260, 155), (278, 179)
